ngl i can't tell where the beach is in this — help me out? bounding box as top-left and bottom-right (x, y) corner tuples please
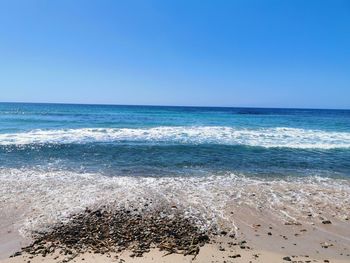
(2, 0), (350, 261)
(0, 104), (350, 262)
(1, 171), (350, 263)
(1, 200), (350, 263)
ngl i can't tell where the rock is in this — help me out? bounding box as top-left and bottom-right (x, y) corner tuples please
(283, 256), (292, 261)
(321, 242), (333, 248)
(322, 220), (332, 224)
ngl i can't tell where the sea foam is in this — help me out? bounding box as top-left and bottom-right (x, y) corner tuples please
(1, 168), (350, 237)
(0, 126), (350, 149)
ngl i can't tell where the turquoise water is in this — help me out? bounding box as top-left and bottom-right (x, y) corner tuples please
(2, 102), (350, 237)
(0, 102), (349, 178)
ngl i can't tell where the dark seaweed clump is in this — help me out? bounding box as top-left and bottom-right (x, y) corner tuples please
(14, 205), (210, 262)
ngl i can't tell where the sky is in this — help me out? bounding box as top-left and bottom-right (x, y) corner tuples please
(0, 0), (349, 109)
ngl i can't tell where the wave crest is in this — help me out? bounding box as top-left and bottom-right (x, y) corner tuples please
(0, 126), (350, 149)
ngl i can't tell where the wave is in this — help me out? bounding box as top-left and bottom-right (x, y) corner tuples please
(0, 126), (350, 149)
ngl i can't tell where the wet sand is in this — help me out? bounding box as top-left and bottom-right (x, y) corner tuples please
(1, 206), (349, 263)
(1, 170), (350, 263)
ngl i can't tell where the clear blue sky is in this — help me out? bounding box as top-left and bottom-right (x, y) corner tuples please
(0, 0), (349, 109)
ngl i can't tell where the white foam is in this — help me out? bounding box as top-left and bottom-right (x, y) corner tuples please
(1, 168), (349, 237)
(0, 126), (350, 149)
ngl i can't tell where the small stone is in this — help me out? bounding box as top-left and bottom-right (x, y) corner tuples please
(283, 256), (292, 261)
(322, 220), (332, 224)
(321, 242), (333, 248)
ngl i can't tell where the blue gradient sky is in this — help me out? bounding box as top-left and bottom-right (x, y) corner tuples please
(0, 0), (349, 108)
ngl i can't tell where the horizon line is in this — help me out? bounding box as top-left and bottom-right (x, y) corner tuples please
(0, 101), (349, 111)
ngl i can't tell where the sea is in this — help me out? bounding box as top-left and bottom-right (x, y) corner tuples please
(0, 103), (350, 235)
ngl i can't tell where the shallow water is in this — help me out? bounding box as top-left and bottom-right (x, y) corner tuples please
(1, 168), (349, 237)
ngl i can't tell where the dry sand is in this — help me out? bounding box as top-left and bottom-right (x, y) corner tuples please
(2, 247), (350, 263)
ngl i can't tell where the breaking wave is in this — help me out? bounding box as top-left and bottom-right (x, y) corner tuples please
(0, 126), (350, 149)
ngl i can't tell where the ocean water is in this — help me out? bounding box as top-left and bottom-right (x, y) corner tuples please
(1, 103), (350, 234)
(0, 103), (349, 178)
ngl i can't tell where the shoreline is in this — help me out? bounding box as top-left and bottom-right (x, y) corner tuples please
(1, 170), (350, 263)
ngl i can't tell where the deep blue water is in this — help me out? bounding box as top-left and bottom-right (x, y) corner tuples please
(0, 102), (349, 178)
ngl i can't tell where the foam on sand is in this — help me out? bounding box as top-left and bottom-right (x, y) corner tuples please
(0, 168), (349, 238)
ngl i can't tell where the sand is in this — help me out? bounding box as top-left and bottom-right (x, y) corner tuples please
(1, 206), (349, 263)
(1, 169), (350, 263)
(2, 247), (350, 263)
